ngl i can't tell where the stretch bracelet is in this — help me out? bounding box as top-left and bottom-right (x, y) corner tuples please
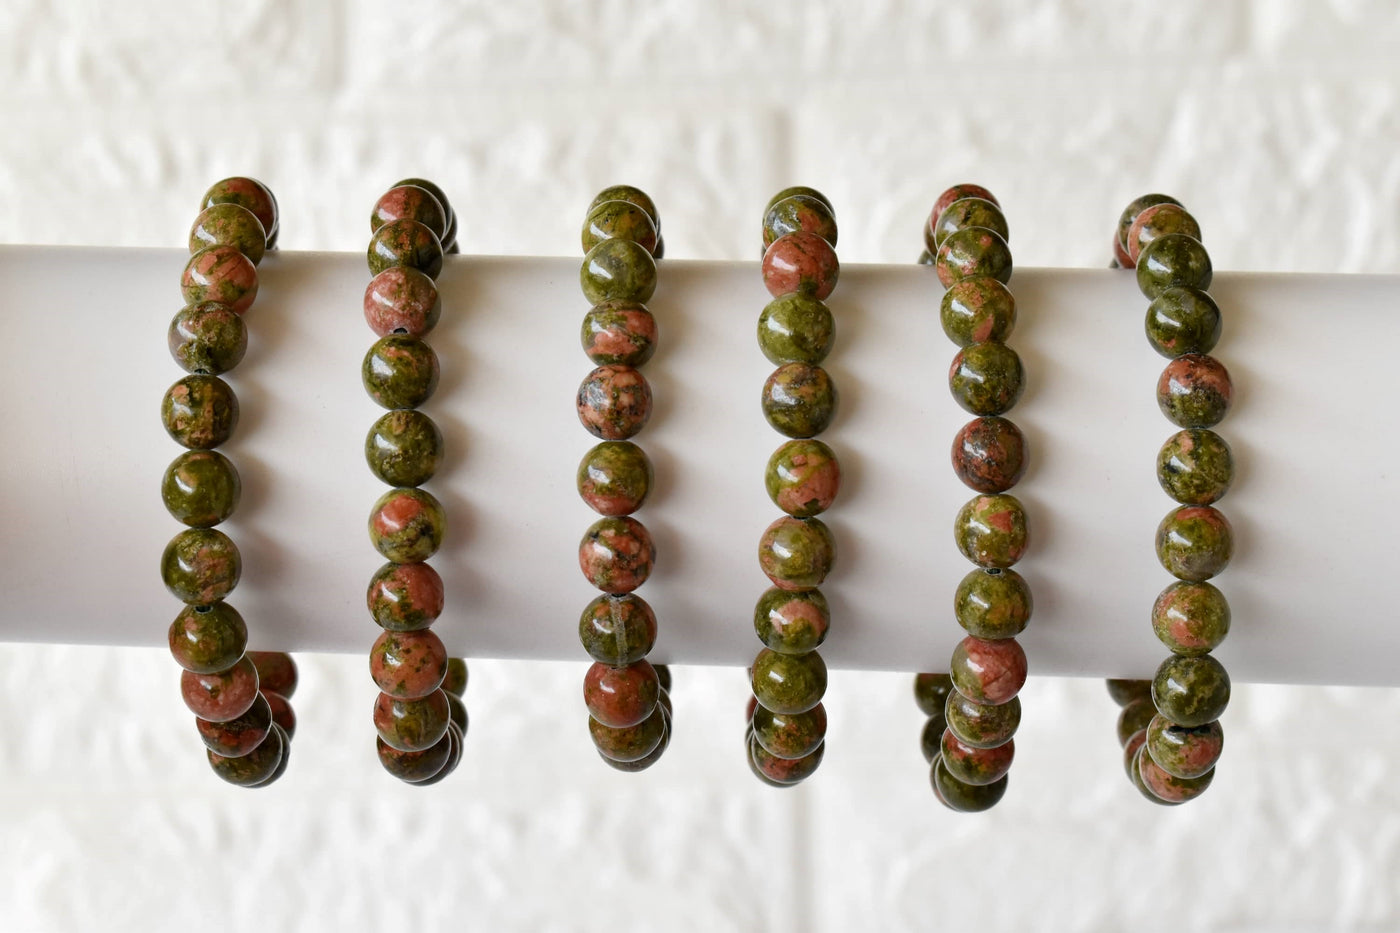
(362, 178), (467, 784)
(922, 183), (1028, 812)
(163, 177), (294, 786)
(1112, 195), (1231, 805)
(746, 186), (840, 787)
(576, 184), (671, 771)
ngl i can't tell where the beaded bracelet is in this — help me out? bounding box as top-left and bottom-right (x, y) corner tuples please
(163, 177), (294, 786)
(362, 178), (466, 784)
(576, 184), (671, 771)
(1111, 195), (1231, 805)
(919, 184), (1028, 812)
(745, 186), (840, 787)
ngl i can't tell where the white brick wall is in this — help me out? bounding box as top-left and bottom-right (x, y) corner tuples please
(2, 2), (1399, 930)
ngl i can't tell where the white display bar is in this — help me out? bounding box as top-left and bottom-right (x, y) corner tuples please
(0, 246), (1392, 686)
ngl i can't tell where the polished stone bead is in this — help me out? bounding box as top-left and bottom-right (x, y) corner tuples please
(581, 238), (657, 304)
(590, 706), (666, 762)
(578, 593), (657, 665)
(190, 203), (266, 265)
(1158, 353), (1232, 428)
(262, 691), (296, 740)
(182, 245), (259, 314)
(577, 365), (652, 440)
(367, 561), (444, 632)
(945, 691), (1020, 748)
(364, 266), (442, 338)
(954, 568), (1032, 639)
(1156, 505), (1233, 581)
(931, 184), (1000, 229)
(370, 629), (448, 699)
(940, 729), (1014, 786)
(446, 694), (468, 734)
(584, 660), (660, 728)
(442, 658), (467, 697)
(1153, 654), (1230, 727)
(208, 720), (284, 787)
(1137, 233), (1212, 300)
(757, 293), (835, 365)
(1117, 696), (1157, 746)
(762, 231), (840, 300)
(763, 195), (838, 249)
(918, 249), (935, 265)
(372, 185), (448, 240)
(392, 178), (455, 228)
(758, 516), (835, 590)
(602, 721), (669, 773)
(913, 672), (955, 717)
(246, 651), (297, 698)
(362, 335), (440, 409)
(949, 342), (1024, 416)
(161, 450), (240, 527)
(1145, 286), (1221, 358)
(762, 363), (837, 438)
(581, 300), (657, 367)
(1106, 678), (1152, 707)
(583, 199), (659, 255)
(374, 688), (451, 752)
(1137, 745), (1214, 803)
(940, 276), (1016, 347)
(368, 487), (446, 562)
(578, 441), (652, 516)
(766, 439), (840, 517)
(954, 494), (1029, 569)
(367, 218), (444, 279)
(1158, 429), (1233, 505)
(952, 416), (1026, 494)
(590, 185), (660, 231)
(168, 301), (248, 375)
(1123, 727), (1149, 778)
(1147, 714), (1223, 780)
(767, 186), (833, 214)
(754, 587), (830, 655)
(410, 721), (463, 785)
(752, 703), (826, 760)
(168, 602), (247, 674)
(1128, 744), (1179, 805)
(202, 177), (278, 241)
(1152, 580), (1230, 656)
(377, 731), (452, 783)
(654, 664), (672, 694)
(162, 374), (238, 450)
(1115, 194), (1182, 266)
(930, 755), (1007, 811)
(749, 732), (824, 785)
(181, 655), (259, 722)
(751, 648), (827, 715)
(162, 529), (241, 604)
(936, 226), (1012, 288)
(1127, 203), (1202, 266)
(950, 635), (1027, 705)
(365, 409), (443, 487)
(930, 197), (1008, 252)
(197, 691), (273, 757)
(579, 516), (655, 594)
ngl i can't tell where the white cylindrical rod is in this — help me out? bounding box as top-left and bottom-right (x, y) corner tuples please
(0, 247), (1390, 686)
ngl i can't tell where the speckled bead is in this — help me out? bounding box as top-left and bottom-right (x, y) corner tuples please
(190, 203), (266, 266)
(754, 587), (830, 655)
(180, 655), (259, 722)
(377, 731), (452, 782)
(1117, 696), (1158, 746)
(749, 733), (824, 784)
(1145, 286), (1222, 358)
(1158, 429), (1233, 505)
(763, 195), (838, 249)
(950, 635), (1027, 705)
(246, 651), (297, 698)
(182, 246), (259, 314)
(751, 648), (827, 715)
(930, 755), (1008, 812)
(766, 186), (833, 213)
(930, 197), (1009, 252)
(197, 691), (273, 757)
(367, 218), (444, 279)
(362, 335), (440, 409)
(368, 487), (446, 563)
(374, 688), (451, 752)
(1146, 714), (1223, 780)
(1127, 204), (1202, 267)
(392, 178), (454, 225)
(364, 266), (442, 338)
(602, 726), (669, 774)
(161, 375), (238, 450)
(577, 365), (653, 440)
(762, 363), (838, 438)
(263, 691), (296, 740)
(1123, 728), (1149, 778)
(949, 342), (1024, 416)
(208, 723), (285, 787)
(914, 672), (955, 717)
(365, 410), (443, 488)
(762, 231), (840, 300)
(758, 516), (835, 590)
(954, 568), (1032, 640)
(940, 729), (1014, 786)
(936, 226), (1012, 288)
(1137, 745), (1214, 803)
(581, 238), (657, 305)
(161, 450), (240, 527)
(1137, 233), (1213, 300)
(577, 441), (652, 516)
(1158, 353), (1232, 428)
(954, 494), (1029, 569)
(372, 185), (448, 240)
(581, 300), (658, 367)
(757, 293), (835, 365)
(367, 561), (444, 632)
(202, 177), (277, 240)
(1153, 654), (1231, 727)
(168, 302), (248, 375)
(1156, 505), (1233, 581)
(590, 706), (667, 762)
(931, 184), (1000, 227)
(590, 185), (660, 230)
(578, 594), (657, 665)
(412, 721), (465, 784)
(945, 691), (1020, 749)
(583, 199), (659, 255)
(752, 703), (826, 760)
(940, 276), (1017, 347)
(168, 602), (247, 674)
(765, 439), (840, 517)
(951, 416), (1027, 494)
(1152, 580), (1230, 656)
(1107, 679), (1152, 707)
(370, 629), (449, 699)
(579, 516), (655, 594)
(584, 660), (660, 728)
(1116, 194), (1183, 263)
(921, 715), (946, 763)
(442, 658), (468, 697)
(161, 529), (241, 604)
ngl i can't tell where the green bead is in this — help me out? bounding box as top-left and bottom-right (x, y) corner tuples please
(162, 374), (239, 450)
(367, 218), (443, 279)
(207, 724), (284, 787)
(579, 594), (657, 665)
(763, 195), (838, 249)
(940, 729), (1014, 786)
(582, 199), (658, 255)
(1128, 204), (1202, 265)
(442, 658), (468, 697)
(1116, 194), (1182, 255)
(913, 673), (954, 717)
(161, 528), (241, 604)
(917, 249), (934, 266)
(189, 203), (266, 266)
(392, 178), (454, 224)
(940, 277), (1016, 347)
(1153, 654), (1230, 727)
(581, 238), (657, 304)
(161, 450), (241, 527)
(1106, 679), (1152, 706)
(589, 185), (659, 231)
(765, 439), (840, 518)
(931, 197), (1008, 251)
(374, 689), (451, 752)
(751, 648), (827, 715)
(754, 587), (830, 655)
(167, 602), (247, 674)
(368, 487), (446, 563)
(954, 568), (1031, 639)
(1145, 286), (1221, 358)
(954, 494), (1029, 569)
(748, 732), (824, 785)
(1117, 697), (1156, 746)
(1157, 429), (1233, 505)
(377, 733), (451, 782)
(654, 664), (671, 694)
(362, 335), (440, 409)
(1156, 505), (1232, 581)
(365, 409), (443, 487)
(447, 693), (468, 733)
(758, 516), (835, 590)
(577, 441), (652, 516)
(1158, 353), (1232, 428)
(930, 755), (1007, 812)
(1137, 744), (1215, 803)
(765, 186), (832, 214)
(935, 226), (1012, 287)
(752, 703), (826, 760)
(372, 185), (448, 240)
(168, 301), (247, 375)
(1136, 233), (1212, 300)
(1152, 581), (1230, 657)
(590, 707), (666, 763)
(761, 362), (837, 438)
(757, 293), (835, 365)
(1146, 714), (1223, 780)
(920, 715), (946, 763)
(945, 691), (1019, 748)
(581, 300), (657, 367)
(949, 342), (1024, 416)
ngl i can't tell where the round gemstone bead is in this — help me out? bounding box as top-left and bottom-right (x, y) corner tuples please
(1128, 744), (1178, 805)
(654, 664), (672, 695)
(763, 195), (838, 249)
(766, 439), (840, 517)
(752, 703), (826, 760)
(954, 494), (1029, 569)
(584, 660), (660, 728)
(757, 293), (835, 365)
(578, 594), (657, 665)
(940, 729), (1014, 786)
(367, 561), (445, 632)
(365, 409), (443, 487)
(197, 691), (273, 757)
(392, 178), (454, 226)
(1137, 233), (1212, 300)
(950, 635), (1027, 705)
(446, 694), (468, 734)
(1137, 745), (1214, 803)
(762, 363), (837, 438)
(1123, 728), (1149, 778)
(945, 691), (1020, 749)
(954, 568), (1032, 639)
(590, 185), (659, 230)
(577, 441), (652, 515)
(368, 487), (446, 563)
(370, 629), (449, 699)
(190, 203), (266, 265)
(940, 276), (1016, 347)
(754, 587), (830, 655)
(162, 529), (241, 604)
(914, 672), (955, 717)
(920, 715), (946, 763)
(579, 516), (655, 594)
(577, 365), (652, 440)
(372, 185), (448, 240)
(1107, 679), (1152, 707)
(581, 238), (657, 304)
(1158, 353), (1232, 428)
(762, 231), (840, 300)
(1146, 714), (1223, 780)
(162, 375), (238, 450)
(930, 755), (1007, 811)
(1153, 654), (1231, 727)
(1116, 194), (1182, 262)
(182, 246), (259, 314)
(1127, 203), (1202, 266)
(374, 688), (451, 752)
(751, 648), (827, 715)
(246, 651), (297, 698)
(930, 197), (1008, 252)
(581, 300), (657, 367)
(377, 731), (452, 782)
(202, 177), (277, 239)
(749, 734), (824, 785)
(364, 266), (442, 338)
(582, 199), (658, 255)
(1152, 580), (1230, 656)
(1157, 429), (1233, 505)
(1145, 286), (1222, 358)
(207, 722), (284, 787)
(931, 184), (999, 227)
(442, 658), (468, 697)
(767, 186), (833, 214)
(168, 602), (247, 674)
(1156, 505), (1233, 581)
(590, 706), (666, 762)
(362, 335), (440, 410)
(952, 416), (1027, 493)
(161, 450), (240, 527)
(949, 342), (1024, 416)
(180, 655), (259, 722)
(367, 218), (443, 278)
(263, 691), (296, 740)
(168, 301), (247, 375)
(758, 516), (835, 590)
(1117, 696), (1157, 746)
(936, 226), (1012, 288)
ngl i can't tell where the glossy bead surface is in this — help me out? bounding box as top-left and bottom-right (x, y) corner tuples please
(161, 450), (240, 527)
(590, 185), (659, 230)
(931, 184), (1000, 227)
(763, 195), (837, 249)
(168, 602), (247, 674)
(758, 516), (835, 590)
(1156, 505), (1233, 581)
(654, 664), (672, 695)
(752, 703), (826, 760)
(931, 197), (1008, 252)
(950, 635), (1027, 705)
(754, 587), (830, 655)
(1137, 233), (1212, 300)
(954, 568), (1031, 639)
(182, 246), (259, 314)
(1107, 678), (1152, 707)
(749, 734), (824, 785)
(940, 729), (1014, 786)
(367, 561), (444, 632)
(952, 416), (1026, 494)
(412, 720), (464, 784)
(766, 439), (840, 517)
(1117, 697), (1157, 746)
(578, 594), (657, 665)
(263, 691), (296, 740)
(372, 185), (447, 240)
(1147, 714), (1223, 780)
(1158, 353), (1232, 428)
(377, 732), (452, 782)
(374, 688), (451, 752)
(1127, 203), (1201, 266)
(1137, 746), (1214, 803)
(1145, 286), (1221, 358)
(168, 301), (247, 375)
(954, 494), (1029, 569)
(757, 293), (835, 365)
(208, 722), (284, 787)
(161, 529), (241, 604)
(1116, 194), (1182, 260)
(181, 655), (259, 722)
(579, 516), (655, 594)
(948, 342), (1024, 416)
(582, 199), (658, 255)
(590, 706), (666, 762)
(362, 335), (439, 409)
(936, 226), (1012, 288)
(751, 648), (827, 715)
(581, 300), (657, 367)
(246, 651), (298, 698)
(1152, 580), (1230, 656)
(364, 266), (442, 338)
(581, 238), (657, 304)
(392, 178), (454, 225)
(197, 691), (272, 757)
(365, 409), (443, 487)
(368, 487), (446, 563)
(202, 177), (277, 239)
(762, 363), (837, 438)
(442, 658), (468, 697)
(931, 755), (1007, 812)
(945, 691), (1020, 749)
(577, 365), (652, 440)
(577, 441), (652, 515)
(920, 715), (946, 763)
(190, 203), (266, 265)
(913, 672), (955, 717)
(584, 660), (660, 728)
(1153, 654), (1231, 727)
(446, 693), (468, 733)
(1123, 728), (1149, 778)
(940, 276), (1016, 347)
(162, 375), (238, 450)
(1158, 429), (1233, 505)
(762, 231), (839, 300)
(367, 218), (443, 279)
(370, 629), (449, 699)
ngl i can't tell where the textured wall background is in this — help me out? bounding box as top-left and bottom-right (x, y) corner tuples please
(2, 2), (1399, 930)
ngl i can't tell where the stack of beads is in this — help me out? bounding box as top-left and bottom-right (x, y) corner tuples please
(576, 185), (671, 771)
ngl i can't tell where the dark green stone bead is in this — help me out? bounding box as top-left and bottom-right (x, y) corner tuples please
(762, 362), (837, 438)
(917, 249), (934, 266)
(1158, 353), (1232, 428)
(167, 602), (247, 674)
(412, 721), (463, 785)
(765, 439), (840, 517)
(368, 487), (446, 563)
(920, 715), (946, 763)
(447, 693), (468, 733)
(1127, 204), (1202, 266)
(168, 301), (247, 375)
(581, 238), (657, 305)
(1153, 654), (1230, 727)
(365, 409), (443, 488)
(930, 197), (1009, 252)
(654, 664), (671, 694)
(1137, 744), (1215, 803)
(1136, 233), (1212, 300)
(162, 374), (238, 450)
(1156, 505), (1233, 581)
(372, 185), (448, 241)
(202, 177), (277, 240)
(362, 335), (439, 409)
(197, 692), (273, 757)
(754, 587), (829, 654)
(162, 529), (241, 604)
(949, 342), (1024, 416)
(940, 276), (1016, 347)
(442, 658), (468, 697)
(1145, 286), (1221, 358)
(577, 441), (652, 516)
(579, 593), (657, 665)
(1117, 697), (1157, 746)
(374, 688), (451, 752)
(752, 702), (826, 760)
(940, 729), (1014, 786)
(954, 494), (1029, 569)
(1123, 728), (1149, 779)
(161, 449), (240, 528)
(1106, 678), (1152, 706)
(590, 706), (666, 762)
(758, 516), (835, 590)
(945, 691), (1020, 749)
(190, 203), (266, 266)
(1146, 714), (1223, 780)
(1116, 194), (1182, 259)
(765, 186), (832, 214)
(751, 648), (827, 715)
(590, 185), (659, 231)
(757, 294), (835, 365)
(763, 195), (838, 249)
(582, 199), (658, 255)
(377, 731), (452, 782)
(1158, 429), (1233, 505)
(935, 226), (1012, 288)
(954, 568), (1031, 639)
(392, 178), (454, 227)
(913, 672), (954, 717)
(207, 721), (284, 787)
(748, 732), (824, 785)
(580, 300), (657, 367)
(930, 755), (1007, 812)
(1152, 580), (1230, 656)
(367, 218), (444, 279)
